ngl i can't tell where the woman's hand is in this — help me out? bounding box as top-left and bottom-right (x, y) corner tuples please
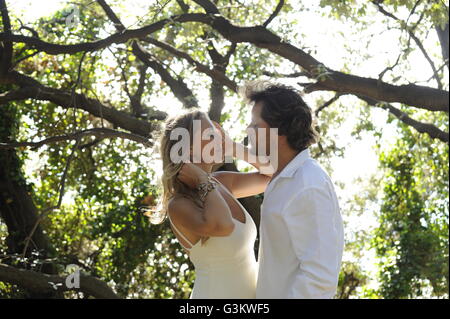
(177, 163), (210, 189)
(212, 121), (274, 176)
(212, 121), (235, 158)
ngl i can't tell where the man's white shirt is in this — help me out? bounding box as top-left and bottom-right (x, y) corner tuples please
(256, 148), (344, 298)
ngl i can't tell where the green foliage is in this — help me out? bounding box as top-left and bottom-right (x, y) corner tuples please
(373, 125), (449, 298)
(337, 261), (370, 298)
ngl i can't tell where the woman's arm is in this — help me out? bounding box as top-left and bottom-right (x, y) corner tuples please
(212, 122), (272, 198)
(232, 141), (274, 176)
(170, 163), (235, 237)
(213, 170), (270, 199)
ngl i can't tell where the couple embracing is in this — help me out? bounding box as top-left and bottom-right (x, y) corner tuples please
(148, 82), (344, 299)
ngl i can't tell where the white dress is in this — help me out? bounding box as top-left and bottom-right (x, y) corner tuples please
(167, 181), (258, 299)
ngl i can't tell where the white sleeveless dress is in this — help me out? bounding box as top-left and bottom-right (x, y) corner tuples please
(167, 182), (258, 299)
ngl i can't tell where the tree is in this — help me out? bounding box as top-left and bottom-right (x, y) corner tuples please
(0, 0), (448, 298)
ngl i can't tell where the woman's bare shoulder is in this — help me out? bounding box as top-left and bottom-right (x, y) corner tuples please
(167, 195), (198, 216)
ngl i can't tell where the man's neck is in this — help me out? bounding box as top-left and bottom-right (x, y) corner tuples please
(272, 146), (300, 180)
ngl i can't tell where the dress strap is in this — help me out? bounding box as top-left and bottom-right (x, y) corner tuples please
(211, 175), (248, 224)
(167, 212), (196, 250)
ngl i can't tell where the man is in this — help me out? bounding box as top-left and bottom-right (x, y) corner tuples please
(244, 82), (344, 299)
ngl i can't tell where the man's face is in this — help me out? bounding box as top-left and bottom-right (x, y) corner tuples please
(248, 102), (272, 156)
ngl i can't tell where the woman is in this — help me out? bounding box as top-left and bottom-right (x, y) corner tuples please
(149, 109), (271, 299)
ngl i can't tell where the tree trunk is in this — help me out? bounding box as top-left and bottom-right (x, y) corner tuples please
(208, 79), (225, 122)
(0, 102), (61, 298)
(435, 23), (449, 69)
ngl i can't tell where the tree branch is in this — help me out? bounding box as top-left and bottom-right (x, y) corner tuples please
(315, 94), (343, 116)
(360, 96), (449, 143)
(20, 136), (82, 258)
(0, 263), (120, 298)
(0, 74), (157, 137)
(263, 0), (285, 27)
(0, 127), (153, 150)
(109, 48), (155, 118)
(97, 0), (199, 108)
(187, 5), (449, 112)
(176, 0), (190, 13)
(263, 70), (308, 78)
(143, 37), (238, 92)
(131, 41), (199, 108)
(372, 1), (443, 89)
(193, 0), (220, 14)
(0, 13), (209, 55)
(1, 4), (448, 112)
(96, 0), (125, 32)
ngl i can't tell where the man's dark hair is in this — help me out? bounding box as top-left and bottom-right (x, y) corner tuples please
(246, 82), (319, 152)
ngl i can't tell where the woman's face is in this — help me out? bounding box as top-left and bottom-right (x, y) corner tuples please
(191, 116), (223, 164)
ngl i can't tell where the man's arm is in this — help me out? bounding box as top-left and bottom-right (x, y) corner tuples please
(282, 186), (343, 299)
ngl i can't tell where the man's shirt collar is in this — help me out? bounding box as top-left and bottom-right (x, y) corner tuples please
(277, 148), (311, 179)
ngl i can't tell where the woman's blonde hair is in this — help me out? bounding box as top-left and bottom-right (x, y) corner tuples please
(144, 109), (208, 227)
